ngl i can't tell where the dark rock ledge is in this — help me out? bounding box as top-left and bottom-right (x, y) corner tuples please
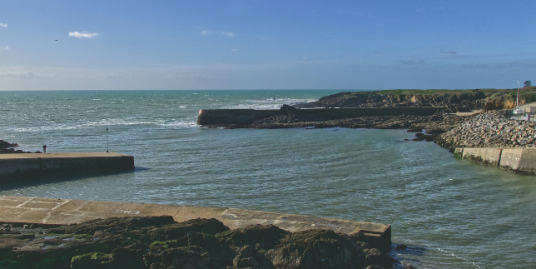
(0, 216), (397, 269)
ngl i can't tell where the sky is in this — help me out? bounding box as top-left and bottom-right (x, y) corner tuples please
(1, 0), (536, 90)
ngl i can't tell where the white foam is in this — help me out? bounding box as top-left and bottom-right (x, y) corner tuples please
(222, 98), (317, 110)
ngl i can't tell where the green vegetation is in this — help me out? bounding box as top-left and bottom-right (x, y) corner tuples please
(377, 87), (536, 104)
(378, 88), (501, 97)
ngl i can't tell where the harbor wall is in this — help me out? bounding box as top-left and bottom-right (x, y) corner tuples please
(0, 196), (392, 250)
(456, 147), (536, 175)
(0, 152), (134, 182)
(197, 107), (444, 125)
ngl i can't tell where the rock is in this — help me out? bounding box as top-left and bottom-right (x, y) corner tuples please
(395, 244), (407, 250)
(0, 217), (399, 269)
(437, 110), (536, 150)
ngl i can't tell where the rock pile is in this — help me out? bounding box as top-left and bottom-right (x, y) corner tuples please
(436, 111), (536, 151)
(0, 216), (396, 269)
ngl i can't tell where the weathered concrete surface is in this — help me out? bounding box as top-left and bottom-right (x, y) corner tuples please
(456, 147), (536, 175)
(461, 148), (503, 166)
(499, 149), (523, 170)
(0, 196), (391, 249)
(197, 107), (444, 125)
(0, 152), (134, 182)
(499, 149), (536, 174)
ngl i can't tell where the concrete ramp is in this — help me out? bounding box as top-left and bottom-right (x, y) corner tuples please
(0, 196), (391, 249)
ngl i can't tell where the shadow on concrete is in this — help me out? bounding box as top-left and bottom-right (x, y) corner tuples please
(0, 169), (139, 192)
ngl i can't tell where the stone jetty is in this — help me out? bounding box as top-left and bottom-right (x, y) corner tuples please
(0, 152), (135, 182)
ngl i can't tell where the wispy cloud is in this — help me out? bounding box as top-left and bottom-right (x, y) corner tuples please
(97, 73), (123, 79)
(68, 31), (99, 38)
(0, 71), (34, 78)
(0, 23), (7, 28)
(440, 49), (457, 55)
(397, 59), (426, 65)
(199, 27), (235, 37)
(0, 46), (8, 51)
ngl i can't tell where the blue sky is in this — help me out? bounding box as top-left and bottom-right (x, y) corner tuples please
(1, 0), (536, 90)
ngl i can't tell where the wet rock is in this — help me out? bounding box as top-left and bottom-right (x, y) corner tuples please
(0, 217), (397, 269)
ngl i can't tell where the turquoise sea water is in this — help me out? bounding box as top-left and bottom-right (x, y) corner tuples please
(1, 90), (535, 268)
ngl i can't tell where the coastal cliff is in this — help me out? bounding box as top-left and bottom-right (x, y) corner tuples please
(296, 90), (487, 112)
(297, 87), (536, 112)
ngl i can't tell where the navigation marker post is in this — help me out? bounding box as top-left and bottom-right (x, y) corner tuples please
(106, 127), (109, 153)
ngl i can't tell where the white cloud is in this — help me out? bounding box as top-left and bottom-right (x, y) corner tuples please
(98, 73), (123, 79)
(397, 59), (426, 65)
(199, 27), (235, 37)
(221, 31), (235, 37)
(68, 31), (99, 38)
(0, 23), (7, 28)
(0, 71), (34, 78)
(0, 46), (8, 51)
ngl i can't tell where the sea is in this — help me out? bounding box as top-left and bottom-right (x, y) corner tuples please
(0, 90), (535, 268)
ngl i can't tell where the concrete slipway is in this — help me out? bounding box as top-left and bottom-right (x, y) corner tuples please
(0, 196), (391, 249)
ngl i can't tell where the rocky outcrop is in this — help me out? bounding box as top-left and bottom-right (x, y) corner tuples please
(0, 216), (396, 269)
(247, 113), (469, 133)
(436, 111), (536, 151)
(296, 91), (487, 112)
(0, 140), (30, 153)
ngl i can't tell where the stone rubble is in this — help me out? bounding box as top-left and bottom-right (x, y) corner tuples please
(436, 110), (536, 151)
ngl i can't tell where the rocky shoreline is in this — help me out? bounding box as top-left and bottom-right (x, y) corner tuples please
(0, 216), (398, 269)
(0, 140), (29, 154)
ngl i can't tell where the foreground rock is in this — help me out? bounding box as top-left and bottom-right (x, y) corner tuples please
(0, 216), (395, 269)
(436, 110), (536, 151)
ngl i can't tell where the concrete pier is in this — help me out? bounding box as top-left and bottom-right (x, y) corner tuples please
(455, 147), (536, 175)
(197, 107), (445, 125)
(0, 195), (391, 249)
(0, 152), (134, 182)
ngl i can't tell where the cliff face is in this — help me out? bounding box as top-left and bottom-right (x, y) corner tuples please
(297, 91), (487, 112)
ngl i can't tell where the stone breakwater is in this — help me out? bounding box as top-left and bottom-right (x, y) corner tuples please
(436, 111), (536, 151)
(0, 216), (396, 269)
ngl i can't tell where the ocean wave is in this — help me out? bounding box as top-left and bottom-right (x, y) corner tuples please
(7, 118), (199, 132)
(222, 98), (317, 110)
(158, 121), (198, 127)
